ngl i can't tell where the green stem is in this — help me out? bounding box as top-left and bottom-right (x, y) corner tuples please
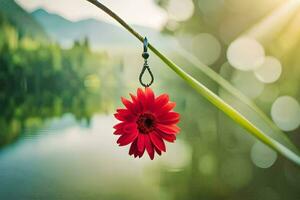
(86, 0), (300, 165)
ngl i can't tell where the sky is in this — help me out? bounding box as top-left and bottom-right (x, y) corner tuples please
(16, 0), (168, 30)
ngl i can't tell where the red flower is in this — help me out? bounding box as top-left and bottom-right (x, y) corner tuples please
(113, 87), (180, 160)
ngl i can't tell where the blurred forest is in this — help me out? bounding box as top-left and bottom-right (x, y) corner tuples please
(0, 15), (120, 146)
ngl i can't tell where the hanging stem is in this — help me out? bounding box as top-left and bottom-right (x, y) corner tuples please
(85, 0), (300, 165)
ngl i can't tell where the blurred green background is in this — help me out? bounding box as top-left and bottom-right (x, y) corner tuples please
(0, 0), (300, 199)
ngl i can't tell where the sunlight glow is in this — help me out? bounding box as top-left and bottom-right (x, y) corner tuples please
(272, 8), (300, 56)
(244, 0), (300, 44)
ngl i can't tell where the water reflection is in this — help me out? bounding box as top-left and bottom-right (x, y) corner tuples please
(0, 34), (120, 147)
(0, 114), (160, 199)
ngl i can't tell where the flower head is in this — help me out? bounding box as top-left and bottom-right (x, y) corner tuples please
(113, 87), (180, 160)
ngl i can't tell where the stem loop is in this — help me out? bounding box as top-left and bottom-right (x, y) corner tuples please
(139, 37), (154, 87)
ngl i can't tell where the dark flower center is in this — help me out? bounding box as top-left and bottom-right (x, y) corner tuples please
(136, 113), (156, 134)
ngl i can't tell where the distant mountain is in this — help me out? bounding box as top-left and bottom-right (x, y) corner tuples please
(31, 8), (172, 49)
(0, 0), (47, 40)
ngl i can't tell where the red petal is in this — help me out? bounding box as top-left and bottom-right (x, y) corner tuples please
(156, 124), (180, 134)
(137, 88), (146, 111)
(154, 94), (169, 110)
(117, 130), (138, 146)
(144, 135), (155, 160)
(121, 97), (135, 113)
(158, 112), (180, 124)
(145, 87), (155, 111)
(115, 109), (135, 121)
(154, 146), (161, 155)
(129, 139), (137, 156)
(156, 102), (176, 116)
(113, 122), (125, 130)
(156, 129), (176, 142)
(149, 132), (166, 152)
(137, 147), (145, 158)
(123, 123), (137, 133)
(130, 93), (137, 102)
(137, 134), (145, 152)
(116, 108), (128, 113)
(113, 113), (124, 121)
(130, 93), (142, 113)
(113, 122), (136, 135)
(113, 129), (123, 135)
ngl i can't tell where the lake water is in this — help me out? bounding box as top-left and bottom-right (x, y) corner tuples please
(0, 114), (191, 200)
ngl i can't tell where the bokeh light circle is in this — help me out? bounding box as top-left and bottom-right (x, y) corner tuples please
(254, 56), (282, 83)
(192, 33), (221, 65)
(231, 71), (264, 99)
(227, 37), (265, 71)
(271, 96), (300, 131)
(251, 141), (277, 168)
(167, 0), (194, 22)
